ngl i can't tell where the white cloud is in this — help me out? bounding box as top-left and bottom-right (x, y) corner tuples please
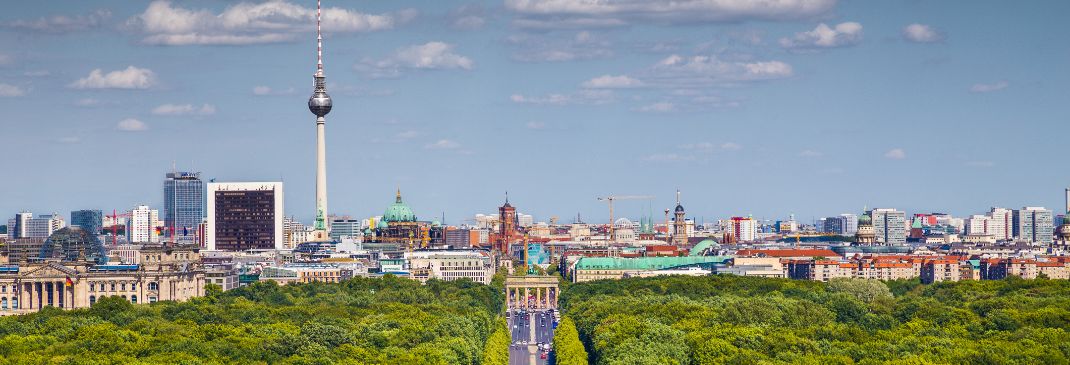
(970, 81), (1009, 93)
(128, 1), (404, 46)
(0, 54), (11, 66)
(253, 86), (273, 95)
(358, 42), (473, 77)
(57, 136), (81, 144)
(510, 90), (614, 106)
(902, 23), (944, 43)
(0, 83), (25, 97)
(152, 103), (216, 116)
(884, 148), (906, 160)
(526, 121), (546, 129)
(648, 54), (793, 87)
(24, 70), (50, 77)
(425, 139), (460, 150)
(2, 10), (110, 33)
(636, 102), (674, 112)
(800, 149), (823, 157)
(720, 142), (742, 151)
(780, 22), (863, 49)
(116, 118), (148, 132)
(582, 75), (644, 88)
(505, 0), (838, 29)
(251, 86), (296, 96)
(69, 66), (156, 89)
(396, 130), (419, 139)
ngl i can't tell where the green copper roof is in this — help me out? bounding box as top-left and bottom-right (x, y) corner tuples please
(383, 189), (416, 223)
(689, 239), (720, 256)
(911, 219), (923, 229)
(575, 256), (731, 270)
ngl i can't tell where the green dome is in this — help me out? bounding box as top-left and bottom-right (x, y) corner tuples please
(377, 220), (388, 229)
(383, 189), (416, 223)
(431, 220), (441, 227)
(858, 211), (872, 225)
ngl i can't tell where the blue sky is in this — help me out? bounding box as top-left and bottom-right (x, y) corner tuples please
(1, 0), (1068, 225)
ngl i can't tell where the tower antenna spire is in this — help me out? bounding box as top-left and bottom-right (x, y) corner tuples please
(316, 0), (323, 75)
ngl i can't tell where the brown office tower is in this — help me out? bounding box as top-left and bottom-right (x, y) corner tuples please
(206, 182), (284, 251)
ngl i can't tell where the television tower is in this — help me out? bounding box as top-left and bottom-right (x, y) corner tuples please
(308, 0), (333, 241)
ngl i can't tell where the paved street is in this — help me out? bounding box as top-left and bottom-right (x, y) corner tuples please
(508, 310), (555, 365)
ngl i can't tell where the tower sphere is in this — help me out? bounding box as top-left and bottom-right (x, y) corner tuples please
(309, 87), (332, 117)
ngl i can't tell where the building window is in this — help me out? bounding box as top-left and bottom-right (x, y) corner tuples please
(121, 283), (127, 291)
(1, 297), (7, 309)
(131, 283), (137, 290)
(10, 298), (16, 309)
(89, 296), (96, 305)
(131, 295), (137, 304)
(111, 283), (116, 291)
(149, 296), (158, 303)
(149, 282), (159, 291)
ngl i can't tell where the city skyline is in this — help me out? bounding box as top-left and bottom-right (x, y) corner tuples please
(2, 0), (1069, 223)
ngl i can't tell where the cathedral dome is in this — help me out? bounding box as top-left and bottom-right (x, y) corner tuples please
(675, 204), (685, 213)
(383, 189), (416, 223)
(858, 212), (872, 226)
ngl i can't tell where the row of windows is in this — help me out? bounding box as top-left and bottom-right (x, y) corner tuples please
(0, 297), (18, 310)
(0, 285), (16, 293)
(88, 282), (159, 292)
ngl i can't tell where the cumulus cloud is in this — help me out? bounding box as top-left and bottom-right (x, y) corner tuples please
(526, 121), (546, 129)
(800, 149), (823, 157)
(884, 148), (906, 160)
(582, 75), (643, 88)
(0, 83), (25, 97)
(970, 81), (1008, 93)
(69, 66), (156, 89)
(128, 1), (405, 46)
(507, 31), (613, 63)
(395, 130), (419, 139)
(2, 9), (110, 33)
(902, 23), (943, 43)
(424, 139), (460, 150)
(357, 42), (473, 77)
(152, 103), (216, 116)
(505, 0), (838, 29)
(780, 22), (863, 49)
(116, 118), (148, 132)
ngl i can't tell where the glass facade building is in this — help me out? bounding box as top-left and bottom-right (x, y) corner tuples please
(164, 172), (206, 241)
(70, 210), (103, 236)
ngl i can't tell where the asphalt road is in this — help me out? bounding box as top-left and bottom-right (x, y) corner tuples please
(508, 310), (556, 365)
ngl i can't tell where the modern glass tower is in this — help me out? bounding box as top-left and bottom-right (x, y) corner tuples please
(164, 171), (206, 240)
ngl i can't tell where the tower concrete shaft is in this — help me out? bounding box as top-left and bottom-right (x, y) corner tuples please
(307, 0), (333, 239)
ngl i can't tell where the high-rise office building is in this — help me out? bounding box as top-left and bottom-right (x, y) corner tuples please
(206, 182), (284, 251)
(70, 210), (103, 235)
(1013, 207), (1053, 245)
(8, 212), (65, 239)
(822, 214), (858, 235)
(128, 205), (160, 243)
(871, 208), (907, 245)
(164, 171), (206, 241)
(329, 215), (361, 241)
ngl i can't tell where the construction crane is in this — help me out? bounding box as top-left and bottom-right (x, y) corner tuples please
(597, 195), (655, 242)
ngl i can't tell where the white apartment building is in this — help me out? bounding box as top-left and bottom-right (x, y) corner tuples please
(128, 205), (160, 243)
(406, 250), (494, 284)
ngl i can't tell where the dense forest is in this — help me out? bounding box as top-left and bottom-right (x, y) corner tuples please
(0, 275), (503, 365)
(562, 275), (1070, 365)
